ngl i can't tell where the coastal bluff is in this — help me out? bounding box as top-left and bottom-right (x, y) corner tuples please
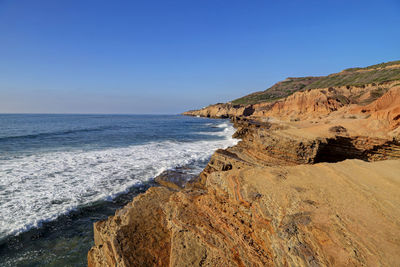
(88, 61), (400, 266)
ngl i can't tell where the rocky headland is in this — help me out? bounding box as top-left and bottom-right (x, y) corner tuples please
(88, 61), (400, 266)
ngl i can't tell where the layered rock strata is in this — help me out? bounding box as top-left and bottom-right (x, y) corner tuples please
(183, 83), (399, 124)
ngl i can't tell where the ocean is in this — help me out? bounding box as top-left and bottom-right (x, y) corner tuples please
(0, 114), (238, 266)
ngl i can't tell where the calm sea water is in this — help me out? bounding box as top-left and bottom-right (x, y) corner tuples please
(0, 114), (238, 266)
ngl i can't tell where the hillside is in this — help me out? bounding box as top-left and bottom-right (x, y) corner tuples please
(232, 60), (400, 105)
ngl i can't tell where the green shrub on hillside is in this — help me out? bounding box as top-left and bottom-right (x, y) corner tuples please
(232, 77), (321, 105)
(231, 60), (400, 105)
(305, 68), (400, 89)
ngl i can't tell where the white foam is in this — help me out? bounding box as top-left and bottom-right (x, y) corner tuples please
(198, 127), (231, 137)
(216, 122), (229, 128)
(0, 123), (238, 239)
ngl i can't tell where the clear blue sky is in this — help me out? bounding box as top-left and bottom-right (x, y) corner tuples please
(0, 0), (399, 114)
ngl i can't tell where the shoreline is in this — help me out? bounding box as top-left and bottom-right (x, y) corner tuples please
(0, 181), (152, 267)
(88, 85), (400, 266)
(0, 115), (235, 266)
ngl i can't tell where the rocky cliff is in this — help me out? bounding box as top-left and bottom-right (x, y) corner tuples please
(183, 82), (399, 122)
(88, 62), (400, 266)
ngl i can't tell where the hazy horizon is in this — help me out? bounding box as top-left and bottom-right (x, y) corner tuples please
(1, 0), (399, 114)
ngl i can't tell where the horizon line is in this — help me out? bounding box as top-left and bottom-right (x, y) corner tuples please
(0, 112), (182, 115)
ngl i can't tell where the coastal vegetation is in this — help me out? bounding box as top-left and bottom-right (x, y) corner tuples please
(232, 60), (400, 105)
(231, 77), (320, 105)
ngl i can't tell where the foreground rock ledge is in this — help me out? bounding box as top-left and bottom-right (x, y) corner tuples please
(88, 156), (400, 266)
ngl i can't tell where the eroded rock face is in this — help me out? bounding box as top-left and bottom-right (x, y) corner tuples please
(183, 103), (248, 119)
(88, 187), (173, 267)
(183, 82), (398, 122)
(356, 86), (400, 130)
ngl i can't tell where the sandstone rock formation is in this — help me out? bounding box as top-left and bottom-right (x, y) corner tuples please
(89, 62), (400, 266)
(354, 86), (400, 130)
(183, 82), (399, 122)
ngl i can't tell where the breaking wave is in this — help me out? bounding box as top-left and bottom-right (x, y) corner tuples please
(0, 123), (238, 239)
